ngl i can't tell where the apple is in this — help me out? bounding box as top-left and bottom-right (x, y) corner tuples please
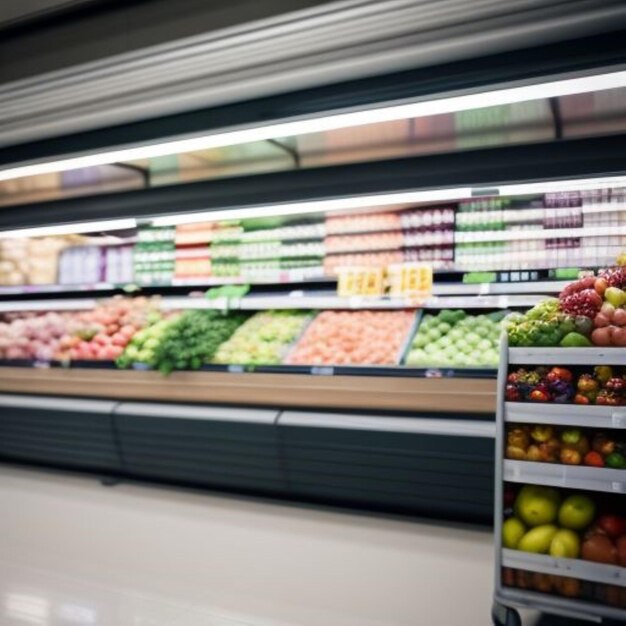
(502, 517), (526, 549)
(595, 277), (609, 296)
(604, 287), (626, 307)
(582, 534), (618, 564)
(515, 485), (560, 527)
(600, 301), (616, 320)
(560, 448), (582, 465)
(614, 308), (626, 326)
(558, 494), (596, 530)
(596, 515), (626, 539)
(594, 313), (611, 328)
(549, 528), (581, 558)
(526, 445), (542, 462)
(610, 325), (626, 346)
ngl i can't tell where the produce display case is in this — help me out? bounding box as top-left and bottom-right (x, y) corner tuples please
(493, 345), (626, 624)
(1, 35), (626, 526)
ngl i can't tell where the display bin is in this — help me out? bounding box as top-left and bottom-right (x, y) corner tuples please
(493, 342), (626, 624)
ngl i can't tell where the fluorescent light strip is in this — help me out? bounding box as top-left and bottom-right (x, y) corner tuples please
(0, 71), (625, 183)
(150, 188), (473, 226)
(152, 175), (626, 227)
(0, 218), (137, 239)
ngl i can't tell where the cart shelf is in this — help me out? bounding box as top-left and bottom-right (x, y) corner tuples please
(495, 338), (626, 623)
(501, 549), (625, 587)
(504, 460), (626, 494)
(498, 587), (626, 623)
(509, 347), (626, 366)
(504, 402), (626, 429)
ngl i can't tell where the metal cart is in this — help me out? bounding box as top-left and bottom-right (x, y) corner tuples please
(493, 343), (626, 625)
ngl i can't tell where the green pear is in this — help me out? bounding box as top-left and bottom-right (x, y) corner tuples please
(502, 517), (526, 549)
(518, 524), (558, 553)
(549, 529), (581, 559)
(515, 485), (560, 527)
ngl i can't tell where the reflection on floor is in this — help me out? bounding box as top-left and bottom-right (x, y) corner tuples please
(0, 466), (496, 626)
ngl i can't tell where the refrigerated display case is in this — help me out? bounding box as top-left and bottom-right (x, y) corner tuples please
(1, 27), (626, 525)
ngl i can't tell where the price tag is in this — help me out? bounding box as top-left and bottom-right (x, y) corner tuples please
(311, 366), (334, 376)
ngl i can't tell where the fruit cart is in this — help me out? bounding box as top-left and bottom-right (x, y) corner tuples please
(493, 343), (626, 625)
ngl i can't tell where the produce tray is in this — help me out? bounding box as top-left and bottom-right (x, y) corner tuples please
(509, 347), (626, 366)
(501, 549), (626, 587)
(504, 460), (626, 494)
(504, 402), (626, 429)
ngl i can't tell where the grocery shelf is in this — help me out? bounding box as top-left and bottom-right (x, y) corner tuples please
(0, 298), (97, 312)
(509, 347), (626, 366)
(0, 367), (497, 413)
(501, 549), (626, 587)
(504, 402), (626, 429)
(504, 460), (625, 494)
(0, 282), (117, 296)
(431, 281), (568, 296)
(497, 587), (626, 623)
(455, 225), (626, 244)
(0, 292), (545, 313)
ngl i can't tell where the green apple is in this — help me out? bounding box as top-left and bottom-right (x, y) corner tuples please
(558, 494), (596, 531)
(518, 524), (558, 553)
(502, 517), (526, 549)
(549, 529), (581, 559)
(515, 485), (560, 527)
(604, 287), (626, 307)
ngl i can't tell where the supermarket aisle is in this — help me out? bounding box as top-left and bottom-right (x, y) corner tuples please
(0, 467), (495, 626)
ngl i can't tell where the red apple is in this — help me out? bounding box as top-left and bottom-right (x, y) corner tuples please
(601, 301), (616, 319)
(595, 277), (609, 296)
(610, 326), (626, 347)
(613, 308), (626, 326)
(596, 515), (626, 539)
(594, 313), (611, 328)
(591, 327), (612, 346)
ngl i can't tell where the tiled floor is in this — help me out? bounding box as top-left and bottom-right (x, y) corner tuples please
(0, 466), (497, 625)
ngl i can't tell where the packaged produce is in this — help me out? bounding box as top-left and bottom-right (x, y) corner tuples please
(286, 310), (415, 366)
(405, 309), (504, 368)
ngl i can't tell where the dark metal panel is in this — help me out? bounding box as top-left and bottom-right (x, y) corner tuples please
(0, 134), (624, 231)
(114, 404), (287, 494)
(0, 404), (121, 471)
(278, 424), (495, 523)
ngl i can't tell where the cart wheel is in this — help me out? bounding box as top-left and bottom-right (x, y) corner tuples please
(491, 602), (522, 626)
